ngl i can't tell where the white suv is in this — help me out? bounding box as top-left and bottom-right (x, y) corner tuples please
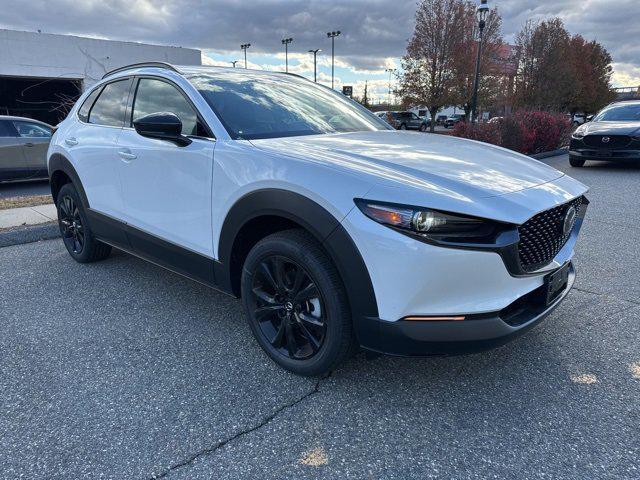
(48, 63), (589, 375)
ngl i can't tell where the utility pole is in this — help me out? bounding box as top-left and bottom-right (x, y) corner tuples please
(308, 49), (321, 82)
(281, 37), (293, 73)
(326, 31), (341, 89)
(386, 68), (397, 106)
(471, 0), (489, 122)
(231, 60), (239, 68)
(240, 43), (251, 69)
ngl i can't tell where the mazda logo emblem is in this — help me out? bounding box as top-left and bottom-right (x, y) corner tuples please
(601, 136), (610, 143)
(563, 206), (577, 236)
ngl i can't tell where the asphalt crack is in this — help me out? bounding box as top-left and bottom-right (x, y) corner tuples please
(573, 286), (640, 307)
(149, 373), (331, 479)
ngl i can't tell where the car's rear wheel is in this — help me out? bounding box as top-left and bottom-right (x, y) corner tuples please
(241, 229), (353, 376)
(569, 155), (586, 167)
(399, 123), (407, 130)
(57, 183), (111, 263)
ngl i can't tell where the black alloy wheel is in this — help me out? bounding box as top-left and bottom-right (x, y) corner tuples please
(249, 255), (327, 360)
(56, 182), (111, 263)
(59, 194), (84, 254)
(241, 229), (353, 376)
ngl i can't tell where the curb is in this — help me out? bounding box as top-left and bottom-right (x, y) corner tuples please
(530, 148), (568, 160)
(0, 222), (60, 248)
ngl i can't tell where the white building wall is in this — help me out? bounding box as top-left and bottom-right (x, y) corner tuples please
(0, 29), (201, 89)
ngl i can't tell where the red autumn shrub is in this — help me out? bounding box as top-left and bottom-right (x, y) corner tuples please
(451, 110), (571, 155)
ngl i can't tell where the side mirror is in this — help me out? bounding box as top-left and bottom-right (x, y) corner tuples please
(133, 112), (192, 147)
(586, 115), (594, 123)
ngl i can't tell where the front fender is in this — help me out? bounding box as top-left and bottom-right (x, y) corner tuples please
(215, 189), (379, 331)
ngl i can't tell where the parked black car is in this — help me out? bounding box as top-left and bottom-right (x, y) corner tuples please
(569, 101), (640, 167)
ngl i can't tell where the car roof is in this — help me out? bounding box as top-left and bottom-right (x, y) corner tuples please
(102, 62), (306, 83)
(0, 115), (52, 127)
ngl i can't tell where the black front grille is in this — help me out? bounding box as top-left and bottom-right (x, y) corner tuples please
(583, 135), (631, 149)
(517, 197), (583, 272)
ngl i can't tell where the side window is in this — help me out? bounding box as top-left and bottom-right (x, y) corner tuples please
(89, 79), (131, 127)
(0, 121), (17, 137)
(13, 121), (52, 138)
(77, 87), (102, 123)
(132, 78), (200, 136)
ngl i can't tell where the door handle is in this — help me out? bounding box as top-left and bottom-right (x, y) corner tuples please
(65, 137), (78, 146)
(118, 150), (137, 161)
(24, 142), (34, 147)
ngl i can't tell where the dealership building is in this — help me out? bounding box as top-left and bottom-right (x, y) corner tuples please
(0, 29), (202, 125)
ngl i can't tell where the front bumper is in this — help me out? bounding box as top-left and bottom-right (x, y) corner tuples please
(569, 139), (640, 161)
(359, 263), (576, 356)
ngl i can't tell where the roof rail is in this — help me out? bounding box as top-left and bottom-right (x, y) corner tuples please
(102, 62), (179, 79)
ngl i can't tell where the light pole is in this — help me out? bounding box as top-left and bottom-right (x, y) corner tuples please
(231, 60), (239, 68)
(386, 68), (397, 106)
(326, 31), (341, 89)
(308, 49), (321, 82)
(240, 43), (251, 69)
(471, 0), (489, 122)
(282, 37), (293, 73)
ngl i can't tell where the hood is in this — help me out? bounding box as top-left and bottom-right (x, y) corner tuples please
(250, 130), (564, 199)
(580, 121), (640, 136)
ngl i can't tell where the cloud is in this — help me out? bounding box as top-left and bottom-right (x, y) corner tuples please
(1, 0), (638, 85)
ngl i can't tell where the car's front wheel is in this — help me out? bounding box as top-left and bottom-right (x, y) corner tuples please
(241, 230), (353, 376)
(569, 155), (586, 167)
(56, 183), (112, 263)
(419, 124), (427, 132)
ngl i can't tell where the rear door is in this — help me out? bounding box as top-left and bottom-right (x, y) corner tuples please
(68, 78), (133, 221)
(11, 120), (52, 176)
(0, 120), (28, 181)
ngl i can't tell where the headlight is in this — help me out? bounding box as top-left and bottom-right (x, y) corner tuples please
(571, 126), (587, 139)
(354, 199), (503, 244)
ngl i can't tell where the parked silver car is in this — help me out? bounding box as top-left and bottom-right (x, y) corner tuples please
(0, 116), (52, 182)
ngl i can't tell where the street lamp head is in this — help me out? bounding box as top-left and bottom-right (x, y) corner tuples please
(327, 31), (341, 38)
(241, 43), (251, 49)
(308, 49), (321, 54)
(282, 37), (293, 45)
(477, 0), (489, 25)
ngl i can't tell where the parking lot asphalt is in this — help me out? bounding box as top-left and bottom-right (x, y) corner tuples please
(1, 154), (639, 479)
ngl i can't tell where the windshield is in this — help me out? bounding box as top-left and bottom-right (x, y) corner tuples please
(594, 104), (640, 122)
(187, 71), (390, 140)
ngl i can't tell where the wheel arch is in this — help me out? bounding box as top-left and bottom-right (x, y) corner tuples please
(216, 189), (379, 328)
(48, 153), (89, 207)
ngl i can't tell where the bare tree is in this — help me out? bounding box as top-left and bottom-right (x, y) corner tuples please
(399, 0), (466, 132)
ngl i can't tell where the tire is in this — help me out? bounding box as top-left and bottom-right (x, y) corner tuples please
(569, 155), (586, 168)
(399, 123), (407, 130)
(56, 183), (111, 263)
(419, 124), (427, 132)
(241, 229), (353, 376)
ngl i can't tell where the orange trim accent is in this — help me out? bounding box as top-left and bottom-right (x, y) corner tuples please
(403, 316), (466, 321)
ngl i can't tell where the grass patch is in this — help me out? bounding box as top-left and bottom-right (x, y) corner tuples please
(0, 194), (53, 210)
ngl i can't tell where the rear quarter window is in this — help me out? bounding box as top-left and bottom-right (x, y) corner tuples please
(77, 87), (102, 123)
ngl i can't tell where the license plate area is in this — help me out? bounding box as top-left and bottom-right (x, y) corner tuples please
(545, 263), (570, 305)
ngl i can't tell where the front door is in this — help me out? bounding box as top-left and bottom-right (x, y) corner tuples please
(117, 77), (215, 265)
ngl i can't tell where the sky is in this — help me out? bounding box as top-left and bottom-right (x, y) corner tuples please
(1, 0), (638, 103)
